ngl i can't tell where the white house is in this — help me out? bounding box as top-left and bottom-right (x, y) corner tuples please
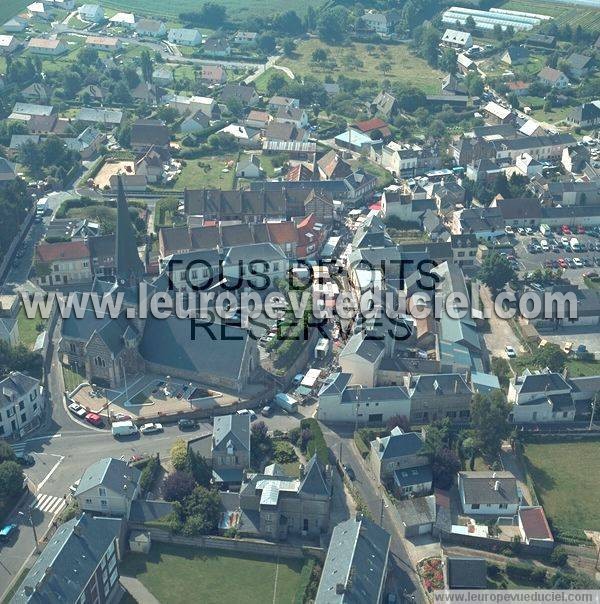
(3, 16), (28, 32)
(274, 107), (309, 129)
(28, 38), (69, 56)
(236, 154), (261, 178)
(167, 28), (201, 46)
(0, 34), (19, 54)
(515, 153), (543, 177)
(361, 10), (399, 35)
(136, 19), (167, 38)
(441, 29), (473, 49)
(538, 66), (570, 89)
(508, 369), (576, 423)
(0, 372), (42, 439)
(78, 4), (105, 23)
(458, 471), (520, 517)
(74, 457), (141, 517)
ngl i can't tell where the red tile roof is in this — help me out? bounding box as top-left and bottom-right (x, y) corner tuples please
(36, 241), (89, 263)
(519, 507), (553, 541)
(353, 117), (389, 133)
(267, 221), (298, 244)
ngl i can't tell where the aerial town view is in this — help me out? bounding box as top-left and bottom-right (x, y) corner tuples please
(1, 0), (600, 602)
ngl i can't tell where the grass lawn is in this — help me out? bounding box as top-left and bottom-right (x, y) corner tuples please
(524, 441), (600, 530)
(501, 0), (600, 32)
(99, 0), (324, 20)
(0, 0), (29, 23)
(253, 67), (292, 94)
(17, 306), (46, 350)
(156, 156), (236, 191)
(120, 543), (307, 604)
(280, 39), (444, 93)
(566, 359), (600, 377)
(63, 365), (86, 392)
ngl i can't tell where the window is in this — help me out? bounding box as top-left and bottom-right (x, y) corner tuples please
(98, 487), (106, 496)
(85, 498), (93, 504)
(100, 500), (108, 508)
(471, 504), (480, 510)
(19, 401), (24, 410)
(499, 504), (508, 509)
(21, 413), (26, 423)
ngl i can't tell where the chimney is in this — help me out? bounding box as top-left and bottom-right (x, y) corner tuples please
(494, 480), (500, 491)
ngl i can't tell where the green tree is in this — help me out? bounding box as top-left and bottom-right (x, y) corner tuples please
(140, 49), (153, 83)
(0, 442), (16, 463)
(186, 449), (211, 488)
(478, 253), (516, 293)
(282, 39), (296, 56)
(181, 486), (221, 535)
(439, 48), (457, 75)
(273, 10), (303, 35)
(466, 73), (484, 97)
(257, 33), (277, 55)
(267, 72), (287, 96)
(317, 6), (349, 44)
(312, 48), (328, 63)
(170, 439), (188, 471)
(470, 391), (511, 460)
(0, 461), (24, 502)
(199, 2), (227, 28)
(530, 343), (567, 372)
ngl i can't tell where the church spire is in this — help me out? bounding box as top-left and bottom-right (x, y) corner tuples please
(115, 176), (144, 287)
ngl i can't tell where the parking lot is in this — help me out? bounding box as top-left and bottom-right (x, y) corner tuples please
(509, 226), (600, 285)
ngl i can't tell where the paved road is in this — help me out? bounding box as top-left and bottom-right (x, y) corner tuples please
(320, 423), (422, 603)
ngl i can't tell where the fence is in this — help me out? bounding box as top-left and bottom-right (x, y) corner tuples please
(127, 525), (325, 561)
(440, 529), (554, 557)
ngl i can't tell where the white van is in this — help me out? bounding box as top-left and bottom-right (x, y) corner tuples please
(111, 420), (138, 437)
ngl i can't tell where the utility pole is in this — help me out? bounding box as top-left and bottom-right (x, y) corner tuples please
(589, 394), (597, 431)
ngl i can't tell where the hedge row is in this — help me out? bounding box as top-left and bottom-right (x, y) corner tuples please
(139, 455), (160, 495)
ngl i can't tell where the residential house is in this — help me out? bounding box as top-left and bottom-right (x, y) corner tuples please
(152, 66), (173, 86)
(370, 427), (432, 497)
(76, 107), (124, 126)
(233, 31), (257, 46)
(465, 158), (503, 183)
(10, 515), (123, 604)
(444, 557), (487, 590)
(211, 413), (250, 486)
(442, 73), (467, 96)
(508, 369), (577, 423)
(0, 294), (20, 346)
(130, 81), (157, 105)
(108, 12), (135, 28)
(203, 37), (231, 58)
(77, 84), (106, 103)
(567, 102), (600, 127)
(566, 53), (593, 79)
(506, 80), (530, 97)
(85, 35), (120, 51)
(441, 29), (472, 49)
(77, 4), (104, 22)
(221, 84), (259, 107)
(74, 457), (141, 517)
(562, 145), (589, 174)
(450, 233), (478, 266)
(501, 45), (529, 65)
(130, 118), (170, 152)
(64, 126), (105, 160)
(519, 118), (547, 137)
(483, 101), (513, 125)
(265, 122), (307, 144)
(360, 9), (399, 35)
(201, 64), (226, 84)
(135, 18), (166, 38)
(219, 123), (261, 147)
(236, 154), (261, 178)
(515, 153), (543, 177)
(35, 240), (92, 286)
(135, 147), (164, 183)
(457, 53), (476, 75)
(371, 91), (397, 119)
(315, 515), (390, 604)
(458, 471), (520, 516)
(167, 28), (201, 46)
(180, 110), (210, 134)
(108, 173), (147, 192)
(87, 234), (116, 279)
(275, 106), (309, 129)
(0, 34), (19, 54)
(493, 133), (576, 163)
(27, 38), (68, 56)
(0, 372), (42, 439)
(518, 506), (554, 548)
(351, 117), (391, 141)
(525, 34), (555, 49)
(3, 16), (28, 33)
(226, 455), (331, 540)
(317, 150), (352, 181)
(245, 110), (272, 130)
(538, 66), (570, 89)
(380, 186), (435, 224)
(0, 157), (17, 184)
(268, 96), (300, 111)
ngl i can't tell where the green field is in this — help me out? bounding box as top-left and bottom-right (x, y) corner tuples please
(155, 156), (236, 191)
(17, 306), (46, 350)
(120, 543), (307, 604)
(99, 0), (324, 20)
(0, 0), (29, 23)
(501, 0), (600, 32)
(279, 39), (444, 93)
(524, 440), (600, 530)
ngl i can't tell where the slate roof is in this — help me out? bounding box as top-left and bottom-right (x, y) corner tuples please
(11, 515), (122, 603)
(318, 372), (352, 397)
(75, 457), (141, 499)
(315, 516), (390, 604)
(299, 454), (329, 497)
(459, 471), (519, 505)
(213, 413), (250, 453)
(371, 427), (425, 460)
(446, 557), (487, 589)
(410, 373), (472, 397)
(515, 371), (570, 394)
(396, 494), (436, 527)
(130, 119), (170, 147)
(394, 465), (433, 488)
(0, 372), (38, 407)
(115, 177), (144, 285)
(339, 332), (385, 365)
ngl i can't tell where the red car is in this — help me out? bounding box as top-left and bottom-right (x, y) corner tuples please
(558, 258), (568, 268)
(85, 412), (103, 426)
(577, 225), (585, 234)
(561, 225), (571, 234)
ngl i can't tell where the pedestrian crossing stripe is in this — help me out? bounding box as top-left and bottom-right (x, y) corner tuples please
(33, 493), (66, 515)
(11, 443), (27, 457)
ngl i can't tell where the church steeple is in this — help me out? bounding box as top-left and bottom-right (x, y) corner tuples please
(115, 176), (144, 287)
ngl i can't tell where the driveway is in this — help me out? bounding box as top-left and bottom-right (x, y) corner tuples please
(480, 285), (524, 359)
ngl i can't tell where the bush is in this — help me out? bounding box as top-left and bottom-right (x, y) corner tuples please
(506, 562), (533, 581)
(163, 471), (196, 503)
(273, 440), (298, 464)
(531, 568), (547, 585)
(300, 419), (329, 465)
(139, 455), (160, 495)
(170, 439), (188, 472)
(354, 431), (370, 458)
(550, 546), (568, 567)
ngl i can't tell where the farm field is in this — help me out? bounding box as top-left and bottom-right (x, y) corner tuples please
(0, 0), (29, 23)
(99, 0), (324, 20)
(501, 0), (600, 31)
(120, 543), (307, 604)
(280, 39), (444, 93)
(523, 440), (600, 531)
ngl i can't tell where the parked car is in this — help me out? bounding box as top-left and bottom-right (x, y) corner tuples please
(583, 271), (599, 279)
(505, 345), (517, 358)
(112, 413), (132, 422)
(504, 225), (514, 235)
(261, 405), (273, 417)
(0, 524), (18, 542)
(68, 402), (87, 418)
(343, 465), (356, 481)
(573, 257), (584, 268)
(16, 454), (35, 467)
(236, 409), (257, 421)
(85, 412), (102, 427)
(69, 479), (81, 495)
(140, 422), (163, 434)
(178, 418), (197, 430)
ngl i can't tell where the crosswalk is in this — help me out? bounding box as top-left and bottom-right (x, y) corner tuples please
(32, 493), (67, 516)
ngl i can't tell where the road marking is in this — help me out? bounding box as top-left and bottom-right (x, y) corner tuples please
(37, 455), (64, 491)
(22, 434), (62, 443)
(33, 493), (66, 515)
